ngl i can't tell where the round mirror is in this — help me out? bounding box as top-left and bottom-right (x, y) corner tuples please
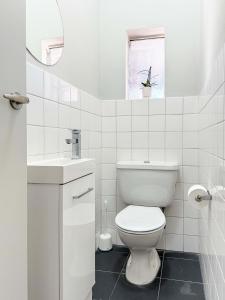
(26, 0), (64, 66)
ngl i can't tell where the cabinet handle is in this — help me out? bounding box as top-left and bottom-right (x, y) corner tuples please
(73, 187), (94, 200)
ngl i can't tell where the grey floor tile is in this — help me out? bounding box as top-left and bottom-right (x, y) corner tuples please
(165, 251), (200, 261)
(93, 249), (205, 300)
(96, 249), (129, 273)
(162, 258), (203, 283)
(112, 245), (130, 253)
(110, 275), (160, 300)
(92, 271), (119, 300)
(159, 279), (205, 300)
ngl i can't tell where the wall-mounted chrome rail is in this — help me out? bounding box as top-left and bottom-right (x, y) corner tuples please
(195, 190), (212, 202)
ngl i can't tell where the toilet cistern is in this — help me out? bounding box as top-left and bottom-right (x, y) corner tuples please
(65, 129), (81, 159)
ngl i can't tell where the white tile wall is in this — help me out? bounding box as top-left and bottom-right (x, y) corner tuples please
(198, 42), (225, 300)
(101, 96), (200, 252)
(26, 63), (102, 240)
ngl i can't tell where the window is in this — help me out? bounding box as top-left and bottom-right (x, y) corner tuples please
(127, 29), (165, 100)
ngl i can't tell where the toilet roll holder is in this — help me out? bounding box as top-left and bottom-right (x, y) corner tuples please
(195, 190), (212, 202)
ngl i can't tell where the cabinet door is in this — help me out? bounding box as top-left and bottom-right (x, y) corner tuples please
(61, 174), (95, 300)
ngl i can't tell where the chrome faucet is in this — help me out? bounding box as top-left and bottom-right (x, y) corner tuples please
(65, 129), (81, 159)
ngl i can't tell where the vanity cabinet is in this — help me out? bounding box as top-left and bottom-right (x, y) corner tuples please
(28, 159), (95, 300)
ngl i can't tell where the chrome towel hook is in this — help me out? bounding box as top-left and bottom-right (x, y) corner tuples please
(3, 92), (29, 110)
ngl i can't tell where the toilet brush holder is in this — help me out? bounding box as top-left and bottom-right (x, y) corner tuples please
(99, 233), (112, 251)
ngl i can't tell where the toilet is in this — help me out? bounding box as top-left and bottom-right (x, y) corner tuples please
(115, 161), (178, 286)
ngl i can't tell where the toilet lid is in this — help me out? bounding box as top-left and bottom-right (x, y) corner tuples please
(115, 206), (166, 233)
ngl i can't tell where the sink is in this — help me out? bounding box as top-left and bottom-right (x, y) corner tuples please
(28, 158), (95, 184)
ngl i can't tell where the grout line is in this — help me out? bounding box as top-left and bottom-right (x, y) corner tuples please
(181, 99), (185, 253)
(163, 256), (200, 262)
(199, 80), (225, 113)
(109, 252), (130, 298)
(109, 266), (125, 299)
(160, 277), (205, 285)
(95, 270), (121, 274)
(157, 250), (165, 300)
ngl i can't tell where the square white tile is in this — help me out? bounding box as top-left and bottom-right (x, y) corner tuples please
(59, 104), (71, 129)
(44, 127), (59, 154)
(71, 86), (81, 109)
(27, 125), (44, 155)
(44, 100), (58, 127)
(184, 218), (199, 235)
(183, 114), (198, 131)
(27, 95), (44, 126)
(117, 116), (131, 132)
(102, 149), (117, 163)
(132, 99), (149, 115)
(59, 79), (71, 105)
(166, 234), (183, 251)
(117, 149), (132, 161)
(102, 117), (116, 132)
(166, 97), (183, 114)
(166, 115), (183, 132)
(102, 100), (116, 116)
(117, 100), (132, 115)
(117, 132), (131, 148)
(183, 149), (198, 166)
(27, 63), (43, 97)
(149, 132), (165, 149)
(183, 96), (198, 114)
(149, 99), (165, 115)
(165, 132), (182, 149)
(165, 200), (183, 217)
(166, 217), (184, 234)
(43, 72), (59, 102)
(132, 132), (148, 149)
(102, 133), (116, 148)
(132, 116), (148, 131)
(183, 132), (198, 148)
(101, 164), (116, 180)
(184, 235), (199, 253)
(132, 149), (148, 161)
(149, 115), (165, 131)
(70, 108), (81, 129)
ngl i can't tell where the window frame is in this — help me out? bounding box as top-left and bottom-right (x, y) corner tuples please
(126, 31), (166, 100)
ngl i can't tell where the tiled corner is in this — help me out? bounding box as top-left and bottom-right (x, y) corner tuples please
(198, 40), (225, 300)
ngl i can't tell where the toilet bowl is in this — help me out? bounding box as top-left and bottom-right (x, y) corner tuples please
(115, 161), (178, 285)
(115, 205), (165, 285)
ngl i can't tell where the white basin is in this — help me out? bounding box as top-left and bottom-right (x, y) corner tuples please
(28, 158), (95, 184)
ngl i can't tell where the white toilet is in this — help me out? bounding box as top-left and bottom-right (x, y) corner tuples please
(115, 161), (178, 286)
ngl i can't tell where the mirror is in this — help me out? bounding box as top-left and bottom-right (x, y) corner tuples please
(26, 0), (64, 66)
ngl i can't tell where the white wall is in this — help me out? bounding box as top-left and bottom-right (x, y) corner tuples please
(199, 0), (225, 299)
(201, 0), (225, 85)
(99, 0), (202, 99)
(27, 0), (99, 98)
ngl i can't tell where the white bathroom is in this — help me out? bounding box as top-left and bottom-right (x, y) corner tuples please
(0, 0), (225, 299)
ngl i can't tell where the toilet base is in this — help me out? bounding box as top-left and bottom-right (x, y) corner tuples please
(125, 248), (160, 285)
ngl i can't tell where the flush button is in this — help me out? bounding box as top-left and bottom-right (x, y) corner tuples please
(144, 160), (150, 164)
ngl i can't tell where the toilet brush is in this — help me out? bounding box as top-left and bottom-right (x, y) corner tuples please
(99, 199), (112, 251)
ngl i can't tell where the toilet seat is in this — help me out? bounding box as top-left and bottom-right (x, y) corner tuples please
(115, 205), (166, 234)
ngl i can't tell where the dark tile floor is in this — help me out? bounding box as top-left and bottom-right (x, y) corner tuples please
(93, 246), (206, 300)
